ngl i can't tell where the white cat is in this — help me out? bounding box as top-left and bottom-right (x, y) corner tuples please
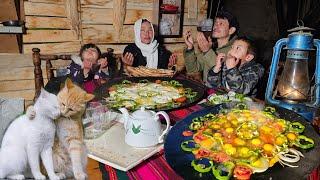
(0, 89), (63, 180)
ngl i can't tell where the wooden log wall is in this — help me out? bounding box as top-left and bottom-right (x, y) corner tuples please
(23, 0), (208, 66)
(0, 0), (207, 105)
(23, 0), (81, 54)
(0, 54), (70, 107)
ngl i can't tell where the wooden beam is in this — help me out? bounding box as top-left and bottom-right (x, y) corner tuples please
(187, 0), (198, 19)
(27, 0), (64, 4)
(0, 53), (32, 67)
(0, 67), (36, 81)
(80, 0), (207, 12)
(81, 8), (153, 25)
(20, 0), (25, 21)
(25, 16), (72, 29)
(82, 24), (133, 43)
(23, 30), (78, 43)
(65, 0), (80, 36)
(113, 0), (126, 42)
(23, 41), (81, 54)
(82, 24), (197, 43)
(81, 8), (204, 26)
(0, 80), (35, 92)
(24, 1), (66, 17)
(80, 0), (153, 10)
(0, 90), (35, 101)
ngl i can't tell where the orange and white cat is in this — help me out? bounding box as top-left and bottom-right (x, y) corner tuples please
(53, 79), (94, 179)
(27, 79), (94, 180)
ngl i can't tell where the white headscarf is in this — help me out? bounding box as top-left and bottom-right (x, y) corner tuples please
(134, 18), (159, 68)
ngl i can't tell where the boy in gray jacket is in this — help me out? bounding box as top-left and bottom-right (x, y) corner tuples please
(207, 36), (264, 97)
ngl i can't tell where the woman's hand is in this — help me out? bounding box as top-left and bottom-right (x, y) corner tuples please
(168, 53), (177, 67)
(197, 32), (212, 53)
(184, 30), (194, 50)
(98, 57), (108, 70)
(122, 52), (134, 66)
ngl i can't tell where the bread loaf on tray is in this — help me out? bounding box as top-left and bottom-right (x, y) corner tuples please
(125, 66), (176, 77)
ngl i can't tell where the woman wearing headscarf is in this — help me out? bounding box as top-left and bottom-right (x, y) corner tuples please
(122, 18), (176, 69)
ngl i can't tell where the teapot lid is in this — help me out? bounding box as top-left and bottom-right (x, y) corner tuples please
(132, 107), (154, 119)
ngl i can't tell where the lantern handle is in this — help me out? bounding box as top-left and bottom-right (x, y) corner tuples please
(297, 20), (304, 27)
(288, 20), (315, 32)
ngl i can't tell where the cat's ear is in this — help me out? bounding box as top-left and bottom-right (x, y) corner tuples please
(84, 93), (95, 102)
(39, 88), (49, 98)
(65, 78), (74, 90)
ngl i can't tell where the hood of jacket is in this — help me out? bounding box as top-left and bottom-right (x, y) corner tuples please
(71, 55), (83, 68)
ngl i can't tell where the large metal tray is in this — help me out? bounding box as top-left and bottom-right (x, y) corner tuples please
(164, 104), (320, 180)
(94, 76), (206, 111)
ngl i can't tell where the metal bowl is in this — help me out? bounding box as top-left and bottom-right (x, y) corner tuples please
(1, 20), (24, 27)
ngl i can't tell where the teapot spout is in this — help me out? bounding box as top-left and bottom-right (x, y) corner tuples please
(119, 107), (129, 118)
(119, 108), (130, 128)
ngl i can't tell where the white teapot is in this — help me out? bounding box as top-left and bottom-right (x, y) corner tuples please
(119, 107), (170, 148)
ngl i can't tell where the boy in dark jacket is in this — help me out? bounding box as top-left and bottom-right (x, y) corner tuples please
(207, 36), (264, 97)
(68, 43), (108, 84)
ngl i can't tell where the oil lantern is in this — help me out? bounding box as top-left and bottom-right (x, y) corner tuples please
(265, 24), (320, 121)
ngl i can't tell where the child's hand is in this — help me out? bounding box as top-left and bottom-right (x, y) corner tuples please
(184, 30), (194, 50)
(225, 56), (240, 69)
(216, 53), (225, 67)
(98, 57), (108, 69)
(168, 53), (177, 67)
(197, 32), (212, 53)
(213, 53), (225, 73)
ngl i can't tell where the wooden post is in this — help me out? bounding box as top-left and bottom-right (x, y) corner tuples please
(65, 0), (80, 37)
(113, 0), (127, 42)
(46, 60), (54, 81)
(32, 48), (44, 101)
(187, 0), (198, 19)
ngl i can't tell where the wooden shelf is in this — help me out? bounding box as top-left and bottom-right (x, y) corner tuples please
(0, 26), (23, 34)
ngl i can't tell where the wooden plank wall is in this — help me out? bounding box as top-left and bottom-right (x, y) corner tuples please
(0, 0), (207, 104)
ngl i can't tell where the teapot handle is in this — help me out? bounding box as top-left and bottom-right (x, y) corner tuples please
(155, 111), (171, 143)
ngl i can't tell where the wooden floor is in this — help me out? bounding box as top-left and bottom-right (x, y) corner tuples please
(87, 158), (102, 180)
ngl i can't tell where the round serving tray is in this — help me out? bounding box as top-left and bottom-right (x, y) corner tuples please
(94, 76), (207, 112)
(164, 104), (320, 180)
